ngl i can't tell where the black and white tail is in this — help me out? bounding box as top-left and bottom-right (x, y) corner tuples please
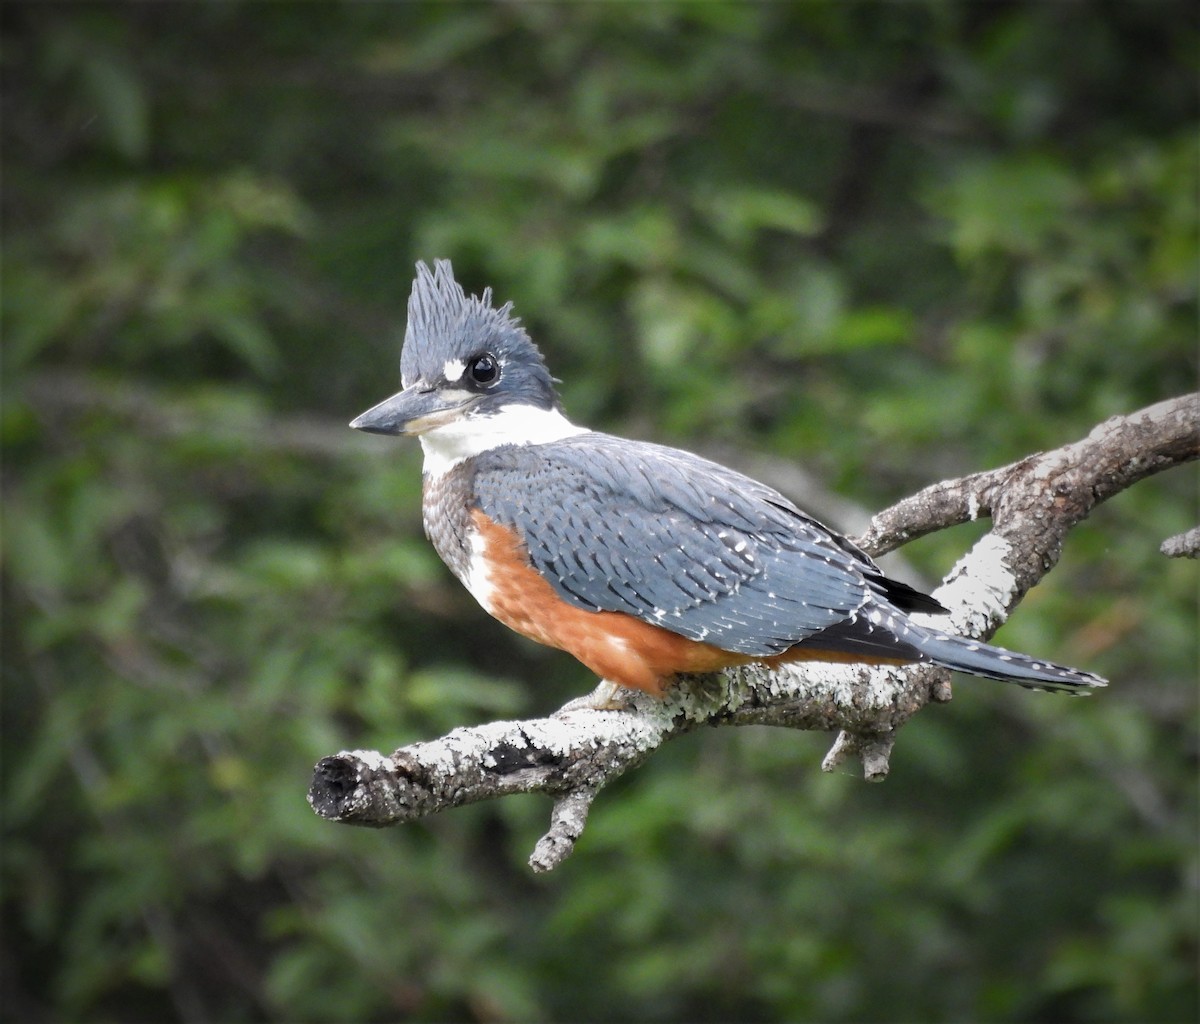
(913, 629), (1107, 694)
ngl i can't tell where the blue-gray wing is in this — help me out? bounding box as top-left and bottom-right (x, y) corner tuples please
(470, 433), (908, 656)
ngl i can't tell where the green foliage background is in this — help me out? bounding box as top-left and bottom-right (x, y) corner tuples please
(3, 3), (1196, 1021)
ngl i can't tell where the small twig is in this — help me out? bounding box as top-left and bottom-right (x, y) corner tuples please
(530, 788), (598, 873)
(1161, 527), (1200, 559)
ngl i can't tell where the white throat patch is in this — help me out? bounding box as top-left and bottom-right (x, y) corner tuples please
(419, 404), (588, 479)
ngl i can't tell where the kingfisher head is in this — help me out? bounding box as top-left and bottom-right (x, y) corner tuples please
(351, 260), (584, 473)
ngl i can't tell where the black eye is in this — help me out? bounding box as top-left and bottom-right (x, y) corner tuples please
(468, 353), (499, 386)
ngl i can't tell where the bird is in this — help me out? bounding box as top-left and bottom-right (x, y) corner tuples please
(351, 259), (1106, 702)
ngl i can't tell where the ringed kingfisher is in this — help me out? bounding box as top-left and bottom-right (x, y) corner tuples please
(351, 260), (1106, 700)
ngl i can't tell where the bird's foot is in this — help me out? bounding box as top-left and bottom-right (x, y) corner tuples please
(558, 679), (639, 714)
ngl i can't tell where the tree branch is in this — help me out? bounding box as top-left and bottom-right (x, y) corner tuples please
(1161, 527), (1200, 559)
(309, 393), (1199, 871)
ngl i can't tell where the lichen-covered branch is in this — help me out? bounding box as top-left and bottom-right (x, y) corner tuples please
(1161, 527), (1200, 559)
(855, 393), (1198, 559)
(309, 393), (1199, 871)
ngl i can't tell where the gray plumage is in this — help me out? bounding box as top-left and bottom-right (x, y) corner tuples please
(467, 434), (1106, 692)
(401, 261), (561, 411)
(352, 260), (1107, 695)
(473, 434), (892, 654)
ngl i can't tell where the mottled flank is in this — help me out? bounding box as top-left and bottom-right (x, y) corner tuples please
(469, 511), (746, 694)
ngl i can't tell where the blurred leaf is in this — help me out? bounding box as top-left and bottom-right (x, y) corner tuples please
(700, 185), (824, 245)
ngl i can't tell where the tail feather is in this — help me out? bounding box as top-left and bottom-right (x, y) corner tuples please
(794, 607), (1106, 694)
(913, 629), (1107, 694)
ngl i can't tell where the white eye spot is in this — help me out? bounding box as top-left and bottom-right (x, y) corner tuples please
(443, 359), (466, 382)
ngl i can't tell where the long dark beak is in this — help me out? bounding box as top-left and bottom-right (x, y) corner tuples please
(350, 384), (477, 436)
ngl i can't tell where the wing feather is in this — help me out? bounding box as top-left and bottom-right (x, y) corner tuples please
(472, 433), (886, 656)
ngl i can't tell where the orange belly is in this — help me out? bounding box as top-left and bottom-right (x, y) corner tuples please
(470, 511), (912, 696)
